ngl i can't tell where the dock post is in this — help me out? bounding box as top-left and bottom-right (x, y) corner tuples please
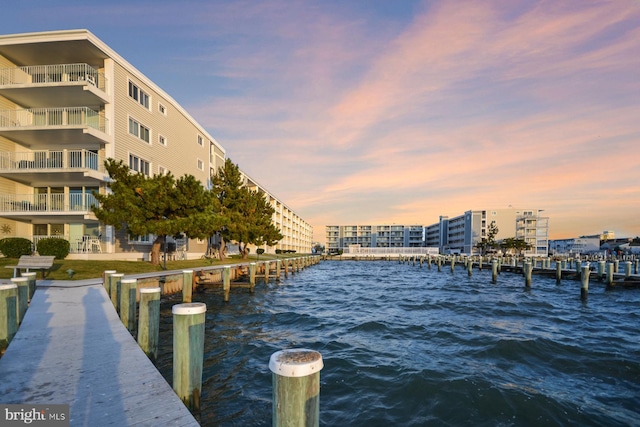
(223, 266), (231, 302)
(103, 269), (116, 295)
(249, 262), (257, 291)
(450, 255), (455, 273)
(419, 257), (423, 268)
(119, 279), (137, 333)
(556, 262), (562, 285)
(606, 262), (614, 288)
(172, 303), (206, 411)
(635, 259), (639, 274)
(22, 272), (36, 302)
(276, 260), (282, 281)
(182, 270), (193, 303)
(269, 349), (324, 427)
(581, 266), (589, 300)
(524, 261), (532, 287)
(467, 258), (473, 276)
(597, 261), (606, 280)
(437, 257), (442, 272)
(0, 283), (18, 351)
(575, 259), (582, 279)
(110, 273), (124, 313)
(624, 261), (632, 278)
(265, 261), (270, 282)
(10, 277), (29, 325)
(614, 260), (619, 273)
(428, 256), (432, 269)
(491, 259), (498, 284)
(138, 287), (161, 361)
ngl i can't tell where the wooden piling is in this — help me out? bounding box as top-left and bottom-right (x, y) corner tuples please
(491, 259), (498, 284)
(606, 262), (614, 288)
(556, 262), (562, 285)
(437, 257), (442, 272)
(249, 262), (257, 291)
(223, 266), (231, 302)
(524, 262), (532, 287)
(138, 287), (160, 361)
(110, 273), (124, 313)
(10, 277), (29, 325)
(450, 256), (455, 273)
(269, 349), (324, 427)
(276, 260), (282, 281)
(119, 279), (137, 333)
(467, 258), (473, 276)
(597, 261), (605, 279)
(103, 269), (116, 295)
(580, 266), (589, 300)
(182, 270), (193, 303)
(0, 283), (18, 350)
(172, 303), (206, 412)
(624, 261), (632, 278)
(265, 261), (270, 282)
(22, 272), (36, 302)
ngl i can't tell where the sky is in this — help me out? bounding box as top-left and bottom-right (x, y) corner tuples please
(3, 0), (639, 243)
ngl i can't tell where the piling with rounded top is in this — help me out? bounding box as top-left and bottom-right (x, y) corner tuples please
(524, 262), (532, 287)
(138, 287), (160, 361)
(22, 272), (37, 302)
(249, 262), (257, 291)
(223, 266), (231, 302)
(269, 348), (324, 427)
(110, 273), (124, 313)
(491, 259), (498, 284)
(264, 261), (270, 282)
(276, 260), (282, 281)
(467, 258), (473, 276)
(437, 257), (442, 272)
(450, 256), (455, 273)
(119, 279), (137, 333)
(0, 283), (18, 350)
(182, 270), (193, 303)
(10, 277), (29, 325)
(597, 261), (606, 279)
(614, 260), (619, 273)
(173, 302), (206, 411)
(581, 266), (589, 300)
(556, 262), (562, 285)
(624, 261), (632, 278)
(103, 270), (116, 294)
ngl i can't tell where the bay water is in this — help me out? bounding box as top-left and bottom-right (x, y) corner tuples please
(156, 260), (640, 426)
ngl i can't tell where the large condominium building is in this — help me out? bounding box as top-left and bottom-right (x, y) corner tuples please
(325, 224), (424, 251)
(425, 208), (549, 256)
(0, 29), (311, 259)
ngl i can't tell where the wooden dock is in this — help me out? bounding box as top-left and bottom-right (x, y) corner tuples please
(0, 279), (200, 426)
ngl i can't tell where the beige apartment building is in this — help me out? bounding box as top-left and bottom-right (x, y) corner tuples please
(0, 29), (311, 259)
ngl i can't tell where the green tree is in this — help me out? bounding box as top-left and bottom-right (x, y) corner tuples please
(92, 159), (220, 265)
(211, 159), (283, 259)
(500, 237), (532, 256)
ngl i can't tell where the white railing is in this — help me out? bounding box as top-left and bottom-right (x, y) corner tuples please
(343, 247), (439, 256)
(0, 193), (99, 213)
(0, 149), (103, 172)
(32, 234), (103, 254)
(0, 107), (108, 133)
(0, 63), (107, 92)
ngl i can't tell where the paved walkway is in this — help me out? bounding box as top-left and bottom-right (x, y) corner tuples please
(0, 279), (200, 426)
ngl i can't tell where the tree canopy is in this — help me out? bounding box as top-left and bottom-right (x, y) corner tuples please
(211, 159), (283, 259)
(92, 159), (220, 265)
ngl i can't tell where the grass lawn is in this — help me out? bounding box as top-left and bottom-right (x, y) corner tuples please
(0, 253), (300, 281)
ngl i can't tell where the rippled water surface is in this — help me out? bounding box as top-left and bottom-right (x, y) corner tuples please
(156, 260), (640, 426)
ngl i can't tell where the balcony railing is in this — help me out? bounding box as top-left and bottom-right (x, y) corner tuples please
(0, 63), (107, 92)
(0, 193), (99, 213)
(0, 149), (104, 172)
(0, 107), (108, 133)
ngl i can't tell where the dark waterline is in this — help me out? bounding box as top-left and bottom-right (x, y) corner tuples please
(156, 260), (640, 426)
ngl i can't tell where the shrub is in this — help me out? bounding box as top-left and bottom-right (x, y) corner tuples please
(0, 237), (33, 258)
(36, 237), (70, 259)
(256, 248), (265, 255)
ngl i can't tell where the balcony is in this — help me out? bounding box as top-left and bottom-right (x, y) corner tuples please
(0, 63), (108, 107)
(0, 107), (109, 149)
(0, 193), (99, 222)
(0, 149), (105, 186)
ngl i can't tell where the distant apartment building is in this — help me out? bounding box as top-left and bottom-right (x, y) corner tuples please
(548, 236), (601, 255)
(425, 208), (549, 256)
(325, 224), (424, 252)
(0, 30), (312, 258)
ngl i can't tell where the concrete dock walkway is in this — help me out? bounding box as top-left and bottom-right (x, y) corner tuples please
(0, 279), (199, 426)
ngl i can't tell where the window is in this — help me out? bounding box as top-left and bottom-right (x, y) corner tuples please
(159, 135), (166, 146)
(129, 154), (150, 176)
(128, 234), (152, 243)
(158, 103), (166, 115)
(197, 135), (203, 146)
(129, 117), (150, 143)
(129, 81), (150, 109)
(197, 159), (204, 170)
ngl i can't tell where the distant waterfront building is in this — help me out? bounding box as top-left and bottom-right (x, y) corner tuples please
(548, 236), (601, 256)
(424, 208), (549, 256)
(0, 29), (311, 258)
(325, 224), (424, 252)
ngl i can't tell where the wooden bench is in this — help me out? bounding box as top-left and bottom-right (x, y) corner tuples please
(5, 255), (56, 278)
